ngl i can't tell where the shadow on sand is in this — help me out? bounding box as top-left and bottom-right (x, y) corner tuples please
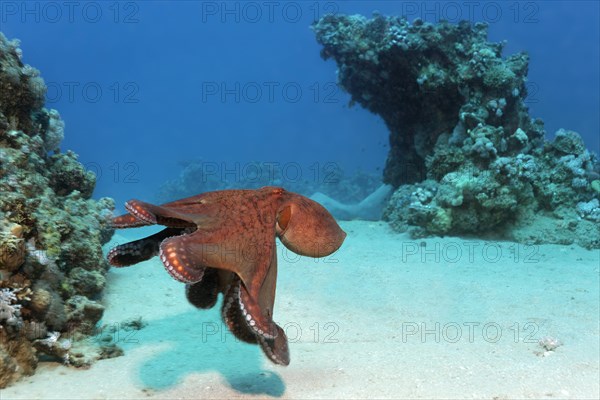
(121, 304), (286, 397)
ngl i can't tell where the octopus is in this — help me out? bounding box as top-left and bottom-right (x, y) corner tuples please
(107, 186), (346, 366)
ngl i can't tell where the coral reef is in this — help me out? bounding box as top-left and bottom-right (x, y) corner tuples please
(0, 32), (116, 388)
(313, 15), (599, 248)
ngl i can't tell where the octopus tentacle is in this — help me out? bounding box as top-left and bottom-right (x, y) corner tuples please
(221, 276), (258, 344)
(236, 243), (280, 341)
(185, 268), (219, 309)
(221, 278), (290, 364)
(108, 228), (183, 267)
(257, 324), (290, 366)
(112, 213), (151, 229)
(108, 241), (156, 267)
(125, 199), (196, 228)
(125, 200), (158, 225)
(238, 282), (278, 340)
(221, 277), (290, 365)
(159, 236), (206, 283)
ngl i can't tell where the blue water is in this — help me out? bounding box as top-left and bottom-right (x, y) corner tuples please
(1, 3), (600, 398)
(1, 1), (598, 209)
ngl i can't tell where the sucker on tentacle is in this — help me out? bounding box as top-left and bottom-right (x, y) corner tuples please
(221, 277), (259, 344)
(257, 325), (289, 366)
(125, 200), (158, 224)
(108, 228), (184, 267)
(220, 276), (289, 365)
(238, 282), (278, 340)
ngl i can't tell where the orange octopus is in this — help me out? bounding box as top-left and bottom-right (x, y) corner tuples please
(107, 186), (346, 365)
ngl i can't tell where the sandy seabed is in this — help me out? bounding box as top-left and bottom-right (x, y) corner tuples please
(3, 221), (599, 399)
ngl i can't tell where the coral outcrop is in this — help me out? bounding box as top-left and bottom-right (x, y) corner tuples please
(313, 15), (599, 248)
(0, 32), (116, 388)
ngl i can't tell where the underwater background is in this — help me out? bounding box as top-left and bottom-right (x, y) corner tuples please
(1, 0), (598, 208)
(1, 1), (599, 399)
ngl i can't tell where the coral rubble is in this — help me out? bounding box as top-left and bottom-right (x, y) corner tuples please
(313, 15), (599, 248)
(0, 32), (115, 387)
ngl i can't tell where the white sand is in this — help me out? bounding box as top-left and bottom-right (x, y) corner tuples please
(3, 221), (599, 399)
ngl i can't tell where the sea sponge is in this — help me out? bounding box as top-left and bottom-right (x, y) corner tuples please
(552, 129), (586, 155)
(29, 288), (51, 315)
(65, 295), (104, 335)
(23, 320), (48, 341)
(483, 64), (516, 90)
(43, 109), (64, 153)
(48, 151), (96, 198)
(67, 268), (106, 298)
(9, 223), (23, 238)
(0, 227), (25, 272)
(44, 290), (67, 332)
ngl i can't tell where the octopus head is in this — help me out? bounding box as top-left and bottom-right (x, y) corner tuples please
(275, 194), (346, 258)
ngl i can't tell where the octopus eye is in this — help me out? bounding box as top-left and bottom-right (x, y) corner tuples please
(276, 206), (292, 232)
